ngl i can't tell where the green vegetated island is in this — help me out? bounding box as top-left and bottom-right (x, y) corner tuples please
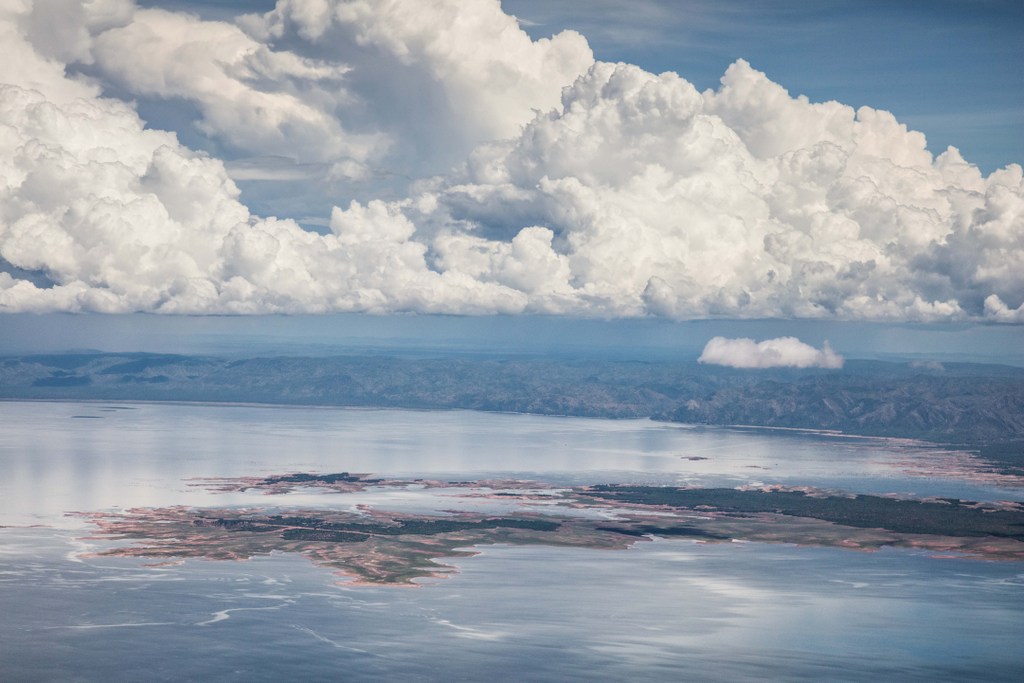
(3, 352), (1024, 472)
(75, 473), (1024, 586)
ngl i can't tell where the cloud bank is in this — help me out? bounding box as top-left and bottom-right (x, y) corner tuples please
(0, 0), (1022, 320)
(698, 337), (844, 369)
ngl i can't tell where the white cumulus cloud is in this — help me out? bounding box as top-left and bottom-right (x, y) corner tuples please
(0, 0), (1021, 321)
(91, 7), (381, 167)
(0, 0), (529, 314)
(698, 337), (844, 369)
(401, 59), (1024, 320)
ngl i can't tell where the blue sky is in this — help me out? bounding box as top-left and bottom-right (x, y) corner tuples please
(1, 0), (1022, 360)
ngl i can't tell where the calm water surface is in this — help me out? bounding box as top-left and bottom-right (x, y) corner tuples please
(1, 401), (1022, 681)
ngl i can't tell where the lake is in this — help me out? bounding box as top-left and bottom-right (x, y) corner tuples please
(1, 401), (1022, 681)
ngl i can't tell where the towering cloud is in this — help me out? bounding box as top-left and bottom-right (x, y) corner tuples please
(0, 0), (1021, 320)
(241, 0), (592, 159)
(417, 60), (1024, 320)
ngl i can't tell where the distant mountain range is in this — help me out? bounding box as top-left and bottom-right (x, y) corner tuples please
(2, 352), (1022, 472)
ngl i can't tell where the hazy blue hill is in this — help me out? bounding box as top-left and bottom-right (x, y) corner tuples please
(2, 352), (1022, 471)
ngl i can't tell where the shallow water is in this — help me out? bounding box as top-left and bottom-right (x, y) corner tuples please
(1, 401), (1018, 528)
(1, 401), (1022, 681)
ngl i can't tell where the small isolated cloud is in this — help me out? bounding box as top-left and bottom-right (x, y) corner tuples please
(698, 337), (844, 369)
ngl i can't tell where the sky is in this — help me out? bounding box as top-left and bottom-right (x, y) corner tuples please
(506, 1), (1024, 172)
(0, 0), (1022, 362)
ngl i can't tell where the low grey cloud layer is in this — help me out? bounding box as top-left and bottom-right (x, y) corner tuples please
(0, 0), (1021, 320)
(698, 336), (843, 369)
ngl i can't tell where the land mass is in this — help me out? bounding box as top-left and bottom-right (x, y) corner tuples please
(74, 475), (1024, 585)
(3, 352), (1023, 471)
